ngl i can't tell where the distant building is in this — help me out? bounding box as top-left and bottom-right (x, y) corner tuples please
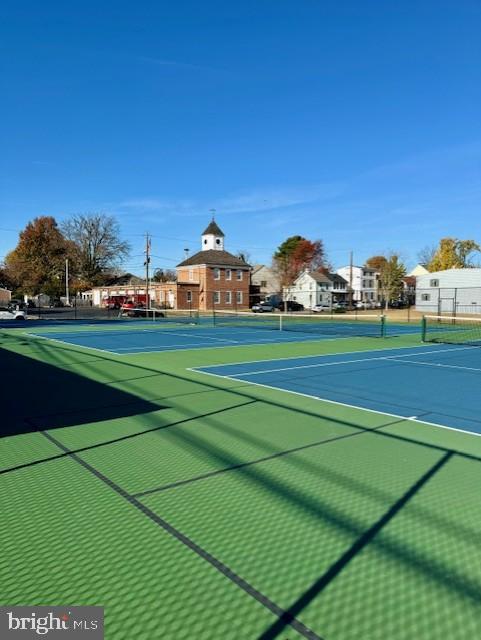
(407, 264), (429, 277)
(89, 220), (251, 311)
(92, 273), (151, 307)
(176, 219), (251, 311)
(251, 265), (280, 295)
(416, 268), (481, 314)
(250, 265), (281, 305)
(284, 269), (348, 309)
(0, 288), (12, 304)
(336, 265), (380, 304)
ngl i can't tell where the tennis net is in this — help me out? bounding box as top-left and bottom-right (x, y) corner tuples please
(213, 310), (385, 337)
(422, 315), (481, 346)
(119, 308), (199, 325)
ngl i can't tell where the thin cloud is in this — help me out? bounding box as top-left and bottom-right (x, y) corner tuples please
(136, 56), (224, 75)
(115, 182), (345, 219)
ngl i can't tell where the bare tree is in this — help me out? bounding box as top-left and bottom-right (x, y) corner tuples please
(62, 214), (130, 287)
(152, 268), (177, 282)
(417, 245), (437, 266)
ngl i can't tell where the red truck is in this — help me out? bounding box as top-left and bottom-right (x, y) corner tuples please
(103, 294), (150, 310)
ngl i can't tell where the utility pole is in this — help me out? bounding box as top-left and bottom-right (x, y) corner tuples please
(65, 258), (70, 306)
(145, 233), (151, 309)
(348, 250), (353, 311)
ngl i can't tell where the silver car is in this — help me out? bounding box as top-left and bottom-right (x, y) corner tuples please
(0, 306), (26, 321)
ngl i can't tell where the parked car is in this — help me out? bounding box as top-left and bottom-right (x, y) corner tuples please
(124, 308), (163, 318)
(277, 301), (304, 312)
(0, 306), (26, 321)
(354, 301), (376, 310)
(120, 300), (138, 311)
(311, 303), (330, 313)
(251, 302), (275, 313)
(389, 300), (406, 309)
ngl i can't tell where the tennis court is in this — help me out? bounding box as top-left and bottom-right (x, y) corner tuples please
(195, 343), (481, 434)
(2, 314), (481, 639)
(24, 311), (419, 354)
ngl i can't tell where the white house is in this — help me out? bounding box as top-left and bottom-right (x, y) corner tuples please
(283, 270), (348, 309)
(336, 265), (380, 304)
(416, 268), (481, 315)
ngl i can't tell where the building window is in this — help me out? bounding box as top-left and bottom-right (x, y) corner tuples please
(226, 269), (232, 280)
(225, 291), (232, 304)
(189, 269), (194, 281)
(236, 291), (243, 304)
(430, 279), (439, 287)
(236, 270), (243, 281)
(213, 291), (220, 304)
(421, 294), (431, 301)
(186, 291), (192, 303)
(213, 268), (221, 280)
(260, 280), (267, 288)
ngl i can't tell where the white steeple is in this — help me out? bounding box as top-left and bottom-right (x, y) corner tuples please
(201, 216), (225, 251)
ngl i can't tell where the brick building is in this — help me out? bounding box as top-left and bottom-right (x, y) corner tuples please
(176, 219), (251, 311)
(90, 219), (250, 311)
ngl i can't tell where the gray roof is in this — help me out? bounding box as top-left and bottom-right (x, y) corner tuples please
(177, 249), (250, 268)
(308, 271), (332, 283)
(202, 220), (225, 237)
(304, 270), (348, 285)
(105, 273), (145, 286)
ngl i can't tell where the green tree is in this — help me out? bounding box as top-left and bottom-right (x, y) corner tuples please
(378, 254), (406, 309)
(5, 216), (76, 297)
(428, 237), (480, 271)
(273, 236), (326, 285)
(61, 214), (130, 287)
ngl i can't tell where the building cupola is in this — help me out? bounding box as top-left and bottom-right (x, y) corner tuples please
(201, 217), (225, 251)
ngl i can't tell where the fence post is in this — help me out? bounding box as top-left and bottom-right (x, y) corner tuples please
(380, 314), (386, 338)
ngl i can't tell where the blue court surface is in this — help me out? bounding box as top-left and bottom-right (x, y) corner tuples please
(194, 343), (481, 435)
(25, 320), (419, 354)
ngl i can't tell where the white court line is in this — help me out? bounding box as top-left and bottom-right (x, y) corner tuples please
(23, 332), (115, 354)
(118, 335), (343, 355)
(152, 331), (239, 344)
(115, 340), (239, 351)
(209, 346), (477, 378)
(193, 367), (481, 439)
(195, 342), (474, 370)
(385, 358), (481, 373)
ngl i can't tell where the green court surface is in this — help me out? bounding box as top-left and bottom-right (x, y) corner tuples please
(2, 323), (481, 639)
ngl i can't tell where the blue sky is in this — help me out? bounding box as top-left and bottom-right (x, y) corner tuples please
(1, 0), (480, 273)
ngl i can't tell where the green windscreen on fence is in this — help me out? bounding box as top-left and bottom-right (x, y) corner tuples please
(422, 315), (481, 346)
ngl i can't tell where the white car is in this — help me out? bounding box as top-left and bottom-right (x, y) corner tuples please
(0, 306), (26, 321)
(311, 304), (330, 313)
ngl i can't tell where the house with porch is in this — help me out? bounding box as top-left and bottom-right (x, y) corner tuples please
(283, 270), (348, 309)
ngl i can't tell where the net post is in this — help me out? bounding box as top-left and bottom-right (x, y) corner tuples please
(279, 314), (283, 331)
(380, 314), (386, 338)
(421, 316), (427, 342)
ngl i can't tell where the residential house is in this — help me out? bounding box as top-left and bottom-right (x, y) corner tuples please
(336, 265), (380, 304)
(284, 270), (348, 309)
(250, 264), (281, 306)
